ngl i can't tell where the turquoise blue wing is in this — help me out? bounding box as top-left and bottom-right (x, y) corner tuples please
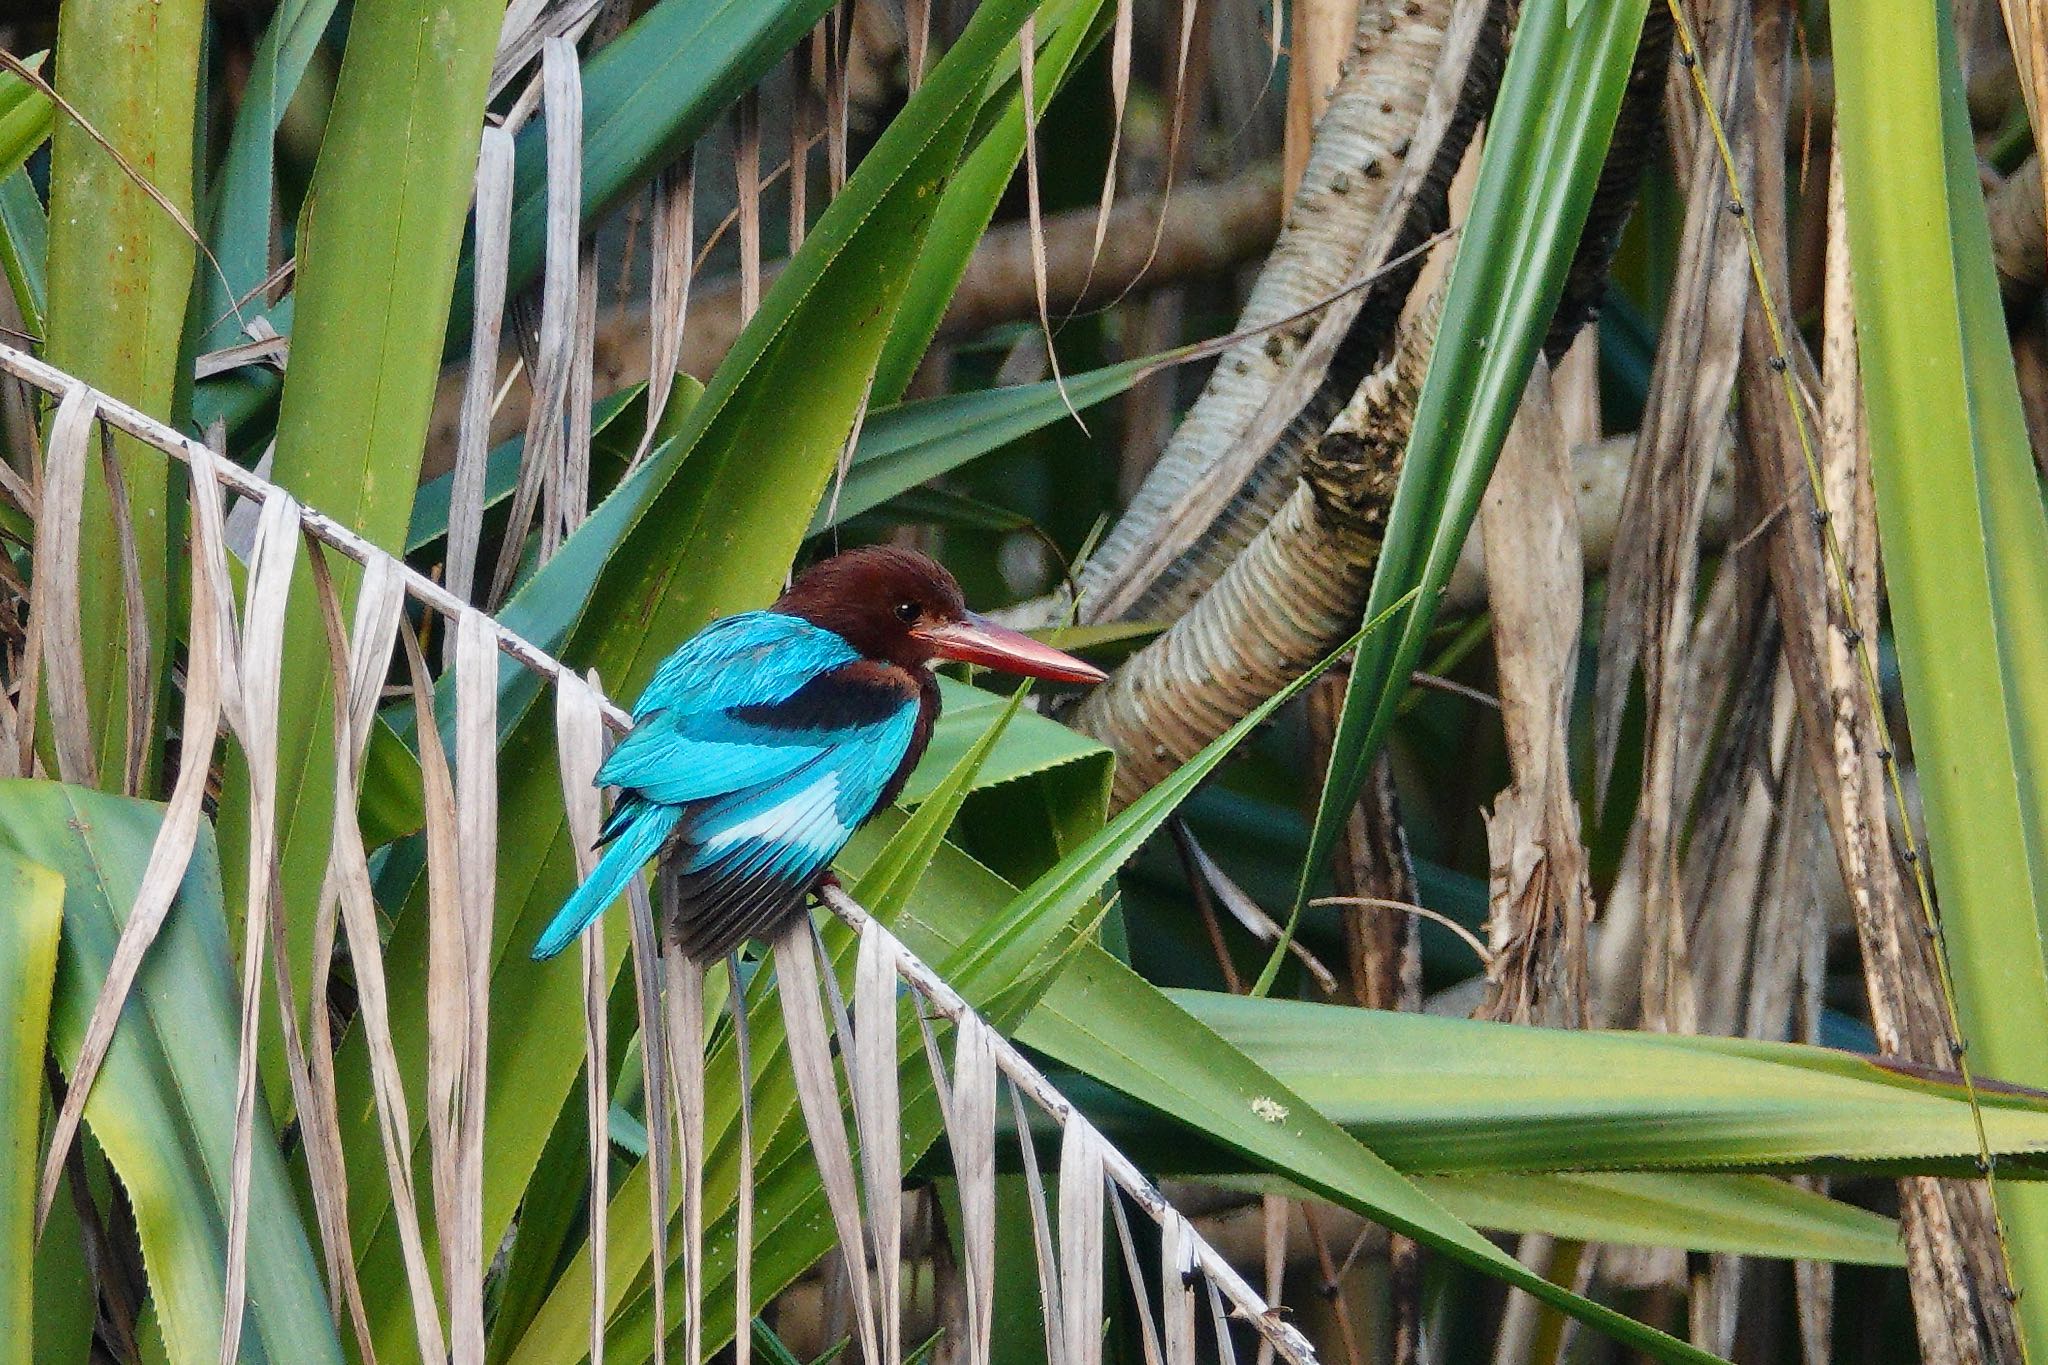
(663, 676), (921, 959)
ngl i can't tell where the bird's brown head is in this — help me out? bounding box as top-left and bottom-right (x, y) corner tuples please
(774, 547), (1107, 684)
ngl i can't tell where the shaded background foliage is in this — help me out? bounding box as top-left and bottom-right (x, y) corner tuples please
(1, 0), (2048, 1360)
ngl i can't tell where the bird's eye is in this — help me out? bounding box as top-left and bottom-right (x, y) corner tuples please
(895, 601), (920, 624)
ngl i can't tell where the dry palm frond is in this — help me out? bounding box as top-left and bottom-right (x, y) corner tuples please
(0, 337), (1324, 1364)
(493, 36), (586, 604)
(1592, 0), (1755, 1035)
(1478, 361), (1593, 1028)
(450, 127), (518, 606)
(307, 547), (446, 1362)
(220, 487), (302, 1365)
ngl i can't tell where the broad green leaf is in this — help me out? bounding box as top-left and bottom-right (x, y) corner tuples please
(1166, 988), (2048, 1178)
(910, 675), (1110, 805)
(869, 0), (1111, 400)
(0, 849), (60, 1365)
(0, 782), (342, 1365)
(0, 54), (51, 190)
(214, 0), (506, 1108)
(1834, 0), (2048, 1336)
(29, 1164), (89, 1365)
(940, 597), (1412, 1004)
(1010, 947), (1719, 1364)
(339, 6), (1067, 1352)
(1417, 1173), (1903, 1266)
(43, 0), (200, 782)
(807, 356), (1154, 534)
(482, 1069), (606, 1365)
(199, 0), (343, 347)
(0, 170), (46, 341)
(855, 682), (1032, 919)
(1298, 0), (1652, 937)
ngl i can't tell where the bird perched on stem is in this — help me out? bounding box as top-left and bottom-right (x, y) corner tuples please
(533, 547), (1107, 963)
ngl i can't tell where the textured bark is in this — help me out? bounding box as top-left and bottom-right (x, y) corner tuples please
(1070, 0), (1669, 806)
(1069, 297), (1438, 807)
(1065, 0), (1498, 627)
(1593, 0), (1755, 1035)
(1478, 362), (1593, 1028)
(1737, 85), (2021, 1365)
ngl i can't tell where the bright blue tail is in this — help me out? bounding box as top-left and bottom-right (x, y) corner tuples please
(531, 803), (681, 960)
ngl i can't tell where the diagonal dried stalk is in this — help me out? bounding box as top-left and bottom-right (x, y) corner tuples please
(554, 675), (612, 1365)
(306, 548), (447, 1363)
(491, 0), (603, 100)
(0, 337), (1324, 1365)
(1593, 0), (1755, 1035)
(449, 127), (517, 605)
(221, 488), (301, 1365)
(1478, 361), (1593, 1028)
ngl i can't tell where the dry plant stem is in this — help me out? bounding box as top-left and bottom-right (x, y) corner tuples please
(306, 547), (448, 1363)
(0, 338), (1322, 1365)
(554, 676), (612, 1365)
(220, 491), (299, 1365)
(448, 127), (517, 605)
(822, 886), (1320, 1365)
(637, 154), (697, 468)
(1070, 0), (1478, 627)
(1988, 152), (2047, 301)
(430, 169), (1283, 472)
(1070, 297), (1439, 808)
(1992, 0), (2048, 250)
(1697, 0), (2017, 1348)
(1305, 681), (1423, 1014)
(1478, 361), (1593, 1028)
(1736, 123), (2017, 1365)
(1593, 0), (1756, 1034)
(1304, 677), (1422, 1365)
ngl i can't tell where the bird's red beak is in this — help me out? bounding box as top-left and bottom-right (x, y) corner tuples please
(914, 613), (1108, 684)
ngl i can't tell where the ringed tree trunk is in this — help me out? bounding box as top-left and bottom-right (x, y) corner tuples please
(1038, 0), (1479, 629)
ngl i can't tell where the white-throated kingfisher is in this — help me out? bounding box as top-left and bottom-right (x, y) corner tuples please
(532, 547), (1106, 963)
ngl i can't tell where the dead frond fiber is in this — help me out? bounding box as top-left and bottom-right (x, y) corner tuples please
(0, 338), (1324, 1365)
